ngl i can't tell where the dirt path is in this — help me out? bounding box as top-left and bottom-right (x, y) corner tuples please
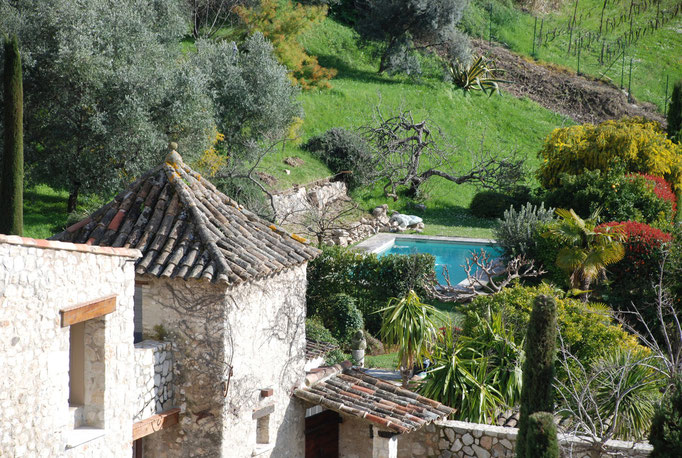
(474, 39), (665, 126)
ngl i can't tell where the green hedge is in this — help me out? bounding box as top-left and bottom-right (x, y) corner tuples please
(307, 246), (435, 334)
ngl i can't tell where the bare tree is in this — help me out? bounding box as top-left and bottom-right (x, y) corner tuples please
(426, 250), (545, 302)
(299, 197), (361, 247)
(361, 110), (524, 200)
(188, 0), (248, 39)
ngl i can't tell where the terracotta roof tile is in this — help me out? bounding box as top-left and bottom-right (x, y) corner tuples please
(305, 339), (339, 361)
(294, 363), (455, 434)
(51, 149), (320, 284)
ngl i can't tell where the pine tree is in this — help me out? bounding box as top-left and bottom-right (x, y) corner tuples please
(0, 35), (23, 236)
(525, 412), (559, 458)
(668, 79), (682, 141)
(516, 294), (557, 458)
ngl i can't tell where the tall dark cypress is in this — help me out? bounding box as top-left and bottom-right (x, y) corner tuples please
(668, 79), (682, 141)
(516, 294), (557, 458)
(0, 35), (23, 236)
(525, 412), (559, 458)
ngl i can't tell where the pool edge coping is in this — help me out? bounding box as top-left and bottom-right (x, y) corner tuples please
(353, 233), (498, 254)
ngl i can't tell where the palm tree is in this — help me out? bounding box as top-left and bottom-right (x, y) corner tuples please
(543, 208), (624, 300)
(378, 290), (443, 387)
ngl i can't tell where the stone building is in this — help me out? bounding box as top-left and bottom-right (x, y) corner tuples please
(0, 235), (140, 457)
(51, 148), (320, 457)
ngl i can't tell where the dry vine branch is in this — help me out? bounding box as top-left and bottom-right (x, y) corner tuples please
(426, 250), (546, 302)
(361, 109), (525, 200)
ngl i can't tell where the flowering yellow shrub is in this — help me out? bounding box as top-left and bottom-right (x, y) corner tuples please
(195, 129), (226, 177)
(537, 117), (682, 190)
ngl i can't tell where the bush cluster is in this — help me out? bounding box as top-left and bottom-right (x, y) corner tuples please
(303, 128), (372, 187)
(307, 246), (435, 334)
(537, 117), (682, 190)
(494, 202), (555, 258)
(305, 317), (347, 364)
(649, 375), (682, 456)
(542, 169), (676, 226)
(462, 283), (641, 364)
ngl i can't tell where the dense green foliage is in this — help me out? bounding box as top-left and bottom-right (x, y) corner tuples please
(649, 376), (682, 456)
(354, 0), (469, 74)
(303, 127), (371, 187)
(667, 79), (682, 141)
(543, 169), (677, 226)
(305, 316), (347, 364)
(516, 295), (557, 458)
(324, 293), (364, 345)
(525, 412), (559, 458)
(538, 118), (682, 191)
(0, 36), (23, 235)
(464, 284), (641, 365)
(419, 313), (523, 423)
(469, 190), (516, 219)
(494, 202), (555, 257)
(378, 290), (442, 386)
(306, 246), (435, 334)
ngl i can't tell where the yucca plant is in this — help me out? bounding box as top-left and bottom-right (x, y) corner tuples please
(377, 290), (444, 387)
(447, 55), (508, 96)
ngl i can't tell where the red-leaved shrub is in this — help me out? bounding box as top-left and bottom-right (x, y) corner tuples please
(628, 174), (677, 215)
(597, 221), (671, 311)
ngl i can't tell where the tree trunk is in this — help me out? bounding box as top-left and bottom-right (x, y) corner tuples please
(0, 36), (24, 236)
(67, 182), (81, 214)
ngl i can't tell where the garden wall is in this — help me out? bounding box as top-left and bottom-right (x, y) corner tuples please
(272, 178), (347, 221)
(133, 340), (174, 421)
(399, 420), (653, 458)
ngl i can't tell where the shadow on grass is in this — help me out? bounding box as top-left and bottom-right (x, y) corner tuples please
(419, 204), (497, 231)
(23, 187), (69, 238)
(316, 53), (403, 85)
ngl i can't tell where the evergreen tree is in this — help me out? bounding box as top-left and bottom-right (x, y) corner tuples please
(649, 376), (682, 457)
(516, 295), (557, 458)
(668, 79), (682, 141)
(0, 35), (23, 236)
(525, 412), (559, 458)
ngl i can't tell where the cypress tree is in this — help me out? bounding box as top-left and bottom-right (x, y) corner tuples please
(0, 35), (23, 236)
(525, 412), (559, 458)
(668, 79), (682, 141)
(516, 294), (557, 458)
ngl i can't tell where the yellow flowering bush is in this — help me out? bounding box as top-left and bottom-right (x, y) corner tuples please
(538, 117), (682, 190)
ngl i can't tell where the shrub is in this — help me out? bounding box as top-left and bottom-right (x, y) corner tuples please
(597, 221), (672, 315)
(303, 128), (372, 187)
(325, 293), (364, 345)
(463, 283), (641, 364)
(236, 0), (337, 89)
(305, 316), (338, 345)
(649, 376), (682, 456)
(668, 79), (682, 142)
(469, 190), (515, 218)
(516, 295), (557, 458)
(525, 412), (559, 458)
(537, 117), (682, 190)
(494, 202), (555, 257)
(307, 246), (435, 334)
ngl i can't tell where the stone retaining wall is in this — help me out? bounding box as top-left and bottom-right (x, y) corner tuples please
(134, 340), (174, 421)
(272, 180), (347, 221)
(399, 420), (653, 458)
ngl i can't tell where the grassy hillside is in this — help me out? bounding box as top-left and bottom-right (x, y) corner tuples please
(465, 0), (682, 111)
(262, 19), (570, 237)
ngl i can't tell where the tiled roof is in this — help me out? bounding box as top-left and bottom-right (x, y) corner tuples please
(305, 339), (339, 361)
(51, 149), (320, 285)
(294, 362), (455, 434)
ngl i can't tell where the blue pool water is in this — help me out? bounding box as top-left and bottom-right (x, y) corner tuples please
(377, 239), (502, 285)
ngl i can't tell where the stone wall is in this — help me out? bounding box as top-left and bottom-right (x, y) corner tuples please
(398, 420), (653, 458)
(272, 179), (347, 221)
(0, 236), (139, 457)
(137, 264), (308, 457)
(134, 340), (174, 421)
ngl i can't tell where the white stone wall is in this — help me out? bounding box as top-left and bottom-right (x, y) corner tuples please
(272, 180), (347, 221)
(0, 237), (138, 457)
(134, 340), (174, 421)
(137, 264), (308, 457)
(398, 420), (653, 458)
(340, 415), (374, 458)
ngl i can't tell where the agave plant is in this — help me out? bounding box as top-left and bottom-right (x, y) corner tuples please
(447, 55), (509, 96)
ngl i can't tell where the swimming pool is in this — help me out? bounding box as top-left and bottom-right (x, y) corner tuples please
(372, 236), (502, 285)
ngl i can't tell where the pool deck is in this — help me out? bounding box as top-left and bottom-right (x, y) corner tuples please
(353, 233), (497, 254)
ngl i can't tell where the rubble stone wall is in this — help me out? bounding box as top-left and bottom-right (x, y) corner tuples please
(0, 236), (138, 457)
(272, 180), (347, 220)
(138, 264), (308, 458)
(134, 340), (174, 421)
(399, 420), (653, 458)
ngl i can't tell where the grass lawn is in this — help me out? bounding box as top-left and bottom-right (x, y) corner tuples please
(467, 0), (682, 111)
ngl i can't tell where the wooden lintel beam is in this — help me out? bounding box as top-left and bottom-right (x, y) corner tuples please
(252, 404), (275, 419)
(60, 295), (117, 327)
(132, 408), (181, 441)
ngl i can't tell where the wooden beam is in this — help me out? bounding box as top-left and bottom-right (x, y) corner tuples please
(60, 295), (117, 327)
(252, 404), (275, 419)
(132, 408), (181, 441)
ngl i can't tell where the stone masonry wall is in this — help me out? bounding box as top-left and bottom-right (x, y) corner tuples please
(272, 180), (347, 221)
(137, 264), (308, 458)
(398, 420), (653, 458)
(134, 340), (174, 421)
(0, 236), (139, 457)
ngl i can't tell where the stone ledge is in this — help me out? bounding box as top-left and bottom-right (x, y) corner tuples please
(0, 234), (141, 259)
(65, 427), (105, 449)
